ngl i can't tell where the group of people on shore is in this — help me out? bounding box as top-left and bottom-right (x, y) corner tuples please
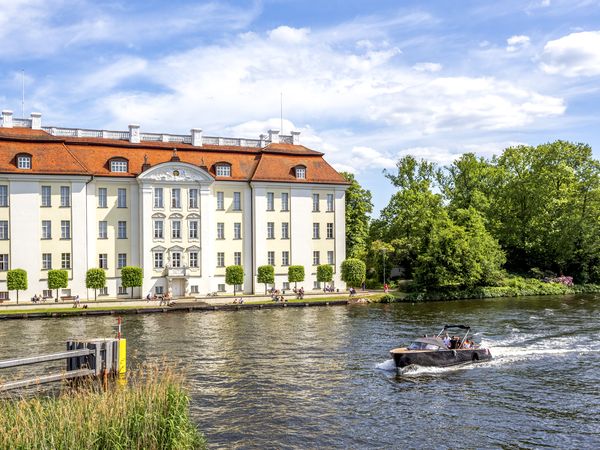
(146, 292), (174, 306)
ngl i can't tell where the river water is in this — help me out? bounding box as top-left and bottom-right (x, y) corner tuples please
(1, 294), (599, 449)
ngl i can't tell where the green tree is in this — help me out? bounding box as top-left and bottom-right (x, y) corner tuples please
(47, 269), (68, 302)
(341, 172), (373, 260)
(86, 268), (106, 301)
(288, 265), (305, 289)
(7, 269), (27, 304)
(226, 265), (244, 296)
(121, 266), (143, 299)
(316, 264), (333, 289)
(341, 258), (366, 288)
(257, 265), (274, 294)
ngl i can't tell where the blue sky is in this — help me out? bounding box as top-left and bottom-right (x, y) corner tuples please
(2, 0), (600, 214)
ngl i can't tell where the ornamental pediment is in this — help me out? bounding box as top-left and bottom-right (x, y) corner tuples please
(138, 162), (214, 184)
(186, 245), (201, 252)
(168, 245), (185, 252)
(151, 245), (166, 252)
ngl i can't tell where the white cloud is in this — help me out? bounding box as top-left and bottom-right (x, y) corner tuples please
(412, 62), (442, 72)
(540, 30), (600, 77)
(506, 35), (530, 52)
(268, 26), (310, 44)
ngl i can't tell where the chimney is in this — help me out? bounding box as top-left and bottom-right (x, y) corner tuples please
(191, 128), (203, 147)
(2, 110), (13, 128)
(291, 131), (300, 145)
(30, 112), (42, 130)
(129, 124), (140, 143)
(141, 154), (151, 172)
(259, 134), (268, 147)
(268, 129), (280, 144)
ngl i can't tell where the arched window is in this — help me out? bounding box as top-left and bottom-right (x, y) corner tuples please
(109, 158), (128, 173)
(215, 163), (232, 177)
(16, 153), (32, 170)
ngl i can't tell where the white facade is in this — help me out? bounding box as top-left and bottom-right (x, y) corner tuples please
(0, 158), (347, 301)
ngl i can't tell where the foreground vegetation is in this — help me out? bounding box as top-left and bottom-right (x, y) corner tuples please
(0, 366), (205, 449)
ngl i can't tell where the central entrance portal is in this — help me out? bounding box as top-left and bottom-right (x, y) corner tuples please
(170, 279), (185, 297)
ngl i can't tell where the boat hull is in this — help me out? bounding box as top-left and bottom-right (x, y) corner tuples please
(391, 348), (492, 369)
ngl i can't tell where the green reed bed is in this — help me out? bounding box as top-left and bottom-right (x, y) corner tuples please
(0, 365), (206, 450)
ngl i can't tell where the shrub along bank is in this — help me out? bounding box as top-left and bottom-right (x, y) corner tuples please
(381, 277), (600, 302)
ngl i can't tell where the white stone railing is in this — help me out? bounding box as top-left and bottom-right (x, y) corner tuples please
(13, 118), (32, 128)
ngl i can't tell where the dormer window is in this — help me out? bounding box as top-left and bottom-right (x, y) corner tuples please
(17, 154), (32, 169)
(110, 159), (128, 173)
(295, 166), (306, 179)
(216, 164), (231, 177)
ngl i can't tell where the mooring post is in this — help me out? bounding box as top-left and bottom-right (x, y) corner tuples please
(66, 338), (126, 378)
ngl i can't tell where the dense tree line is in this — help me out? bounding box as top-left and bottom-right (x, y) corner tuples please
(348, 141), (600, 289)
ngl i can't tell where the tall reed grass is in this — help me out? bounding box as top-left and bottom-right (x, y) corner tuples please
(0, 364), (206, 449)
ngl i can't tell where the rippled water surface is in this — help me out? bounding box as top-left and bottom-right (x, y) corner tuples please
(1, 294), (599, 449)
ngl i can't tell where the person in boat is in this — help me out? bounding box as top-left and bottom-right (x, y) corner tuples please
(443, 334), (451, 348)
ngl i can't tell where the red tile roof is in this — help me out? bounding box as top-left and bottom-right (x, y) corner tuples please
(0, 127), (348, 185)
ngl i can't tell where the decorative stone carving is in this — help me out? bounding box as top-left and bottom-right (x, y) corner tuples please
(138, 162), (214, 183)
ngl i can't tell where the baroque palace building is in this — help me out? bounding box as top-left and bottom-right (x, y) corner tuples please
(0, 110), (348, 300)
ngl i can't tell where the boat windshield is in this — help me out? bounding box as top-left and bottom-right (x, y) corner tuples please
(408, 341), (440, 351)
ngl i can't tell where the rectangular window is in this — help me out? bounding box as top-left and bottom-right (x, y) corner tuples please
(171, 252), (181, 268)
(267, 222), (274, 239)
(154, 188), (164, 208)
(0, 186), (7, 207)
(327, 223), (334, 239)
(234, 222), (241, 240)
(314, 280), (321, 289)
(233, 192), (241, 211)
(42, 220), (52, 239)
(217, 222), (225, 239)
(267, 251), (275, 266)
(327, 193), (334, 212)
(60, 186), (70, 207)
(172, 220), (181, 239)
(312, 193), (320, 212)
(0, 291), (9, 300)
(281, 192), (289, 211)
(281, 222), (289, 239)
(118, 286), (128, 295)
(17, 156), (31, 169)
(154, 286), (164, 295)
(117, 253), (127, 269)
(61, 253), (71, 269)
(99, 221), (108, 239)
(99, 253), (108, 269)
(267, 192), (274, 211)
(61, 220), (71, 239)
(296, 167), (306, 179)
(191, 285), (199, 294)
(117, 188), (127, 208)
(313, 223), (320, 239)
(43, 289), (52, 298)
(171, 188), (181, 208)
(98, 187), (107, 208)
(234, 251), (242, 266)
(218, 283), (226, 292)
(216, 192), (224, 210)
(0, 254), (8, 271)
(189, 221), (199, 239)
(217, 252), (225, 267)
(313, 251), (320, 266)
(154, 252), (163, 269)
(328, 251), (334, 265)
(154, 220), (164, 239)
(110, 160), (128, 172)
(283, 281), (290, 290)
(216, 165), (231, 177)
(189, 252), (198, 268)
(41, 186), (51, 207)
(282, 251), (289, 266)
(118, 221), (127, 239)
(0, 221), (8, 240)
(189, 189), (198, 209)
(42, 253), (52, 270)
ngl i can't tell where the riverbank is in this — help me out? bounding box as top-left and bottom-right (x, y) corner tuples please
(400, 278), (600, 302)
(0, 366), (205, 449)
(0, 294), (361, 320)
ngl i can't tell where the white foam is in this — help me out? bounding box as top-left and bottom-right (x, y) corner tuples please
(375, 359), (397, 371)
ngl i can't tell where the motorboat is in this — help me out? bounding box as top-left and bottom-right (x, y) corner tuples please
(389, 325), (492, 369)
